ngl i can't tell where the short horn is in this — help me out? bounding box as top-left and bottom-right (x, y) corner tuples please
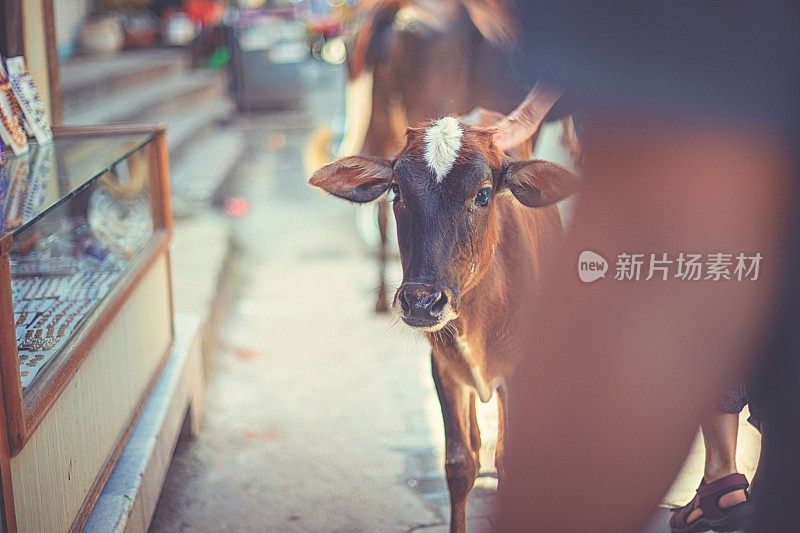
(493, 81), (564, 152)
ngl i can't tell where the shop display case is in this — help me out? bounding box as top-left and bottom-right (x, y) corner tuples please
(0, 124), (174, 532)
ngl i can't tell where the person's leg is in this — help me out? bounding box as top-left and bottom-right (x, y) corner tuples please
(685, 410), (748, 523)
(702, 410), (740, 481)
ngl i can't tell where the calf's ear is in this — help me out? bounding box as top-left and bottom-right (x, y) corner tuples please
(503, 160), (579, 207)
(309, 156), (393, 203)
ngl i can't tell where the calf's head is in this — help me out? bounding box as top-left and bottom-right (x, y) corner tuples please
(310, 117), (577, 331)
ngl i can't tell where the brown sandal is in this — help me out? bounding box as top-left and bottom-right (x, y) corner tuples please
(669, 473), (754, 533)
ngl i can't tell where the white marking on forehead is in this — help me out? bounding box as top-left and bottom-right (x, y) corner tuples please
(423, 117), (463, 182)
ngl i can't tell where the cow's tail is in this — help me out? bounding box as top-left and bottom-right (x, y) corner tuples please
(304, 125), (334, 178)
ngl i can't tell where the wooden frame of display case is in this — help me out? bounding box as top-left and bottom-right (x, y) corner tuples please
(0, 123), (175, 532)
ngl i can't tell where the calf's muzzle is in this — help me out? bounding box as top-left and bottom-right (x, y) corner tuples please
(396, 282), (450, 327)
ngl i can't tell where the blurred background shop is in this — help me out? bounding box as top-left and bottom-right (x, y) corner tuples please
(54, 0), (352, 213)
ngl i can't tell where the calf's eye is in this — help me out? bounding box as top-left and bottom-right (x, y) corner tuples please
(475, 187), (492, 207)
(388, 183), (401, 201)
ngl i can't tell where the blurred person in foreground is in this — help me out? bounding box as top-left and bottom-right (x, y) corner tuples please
(497, 2), (800, 532)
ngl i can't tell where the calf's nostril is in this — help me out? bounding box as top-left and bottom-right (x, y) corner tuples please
(430, 292), (447, 316)
(399, 290), (411, 315)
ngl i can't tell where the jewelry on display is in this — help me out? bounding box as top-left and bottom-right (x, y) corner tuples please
(5, 57), (52, 145)
(0, 79), (27, 153)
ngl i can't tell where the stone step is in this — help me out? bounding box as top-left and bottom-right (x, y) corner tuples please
(60, 51), (237, 216)
(60, 49), (189, 114)
(170, 129), (246, 218)
(64, 69), (227, 126)
(84, 314), (204, 533)
(166, 98), (234, 164)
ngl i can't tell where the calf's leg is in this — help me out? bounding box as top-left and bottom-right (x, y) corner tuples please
(432, 355), (477, 533)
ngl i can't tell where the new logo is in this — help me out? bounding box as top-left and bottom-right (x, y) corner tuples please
(578, 250), (608, 283)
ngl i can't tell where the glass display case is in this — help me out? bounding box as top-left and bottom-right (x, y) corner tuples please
(0, 124), (175, 532)
(6, 133), (155, 392)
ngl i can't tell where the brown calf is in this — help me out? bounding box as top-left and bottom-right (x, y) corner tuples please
(310, 114), (578, 532)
